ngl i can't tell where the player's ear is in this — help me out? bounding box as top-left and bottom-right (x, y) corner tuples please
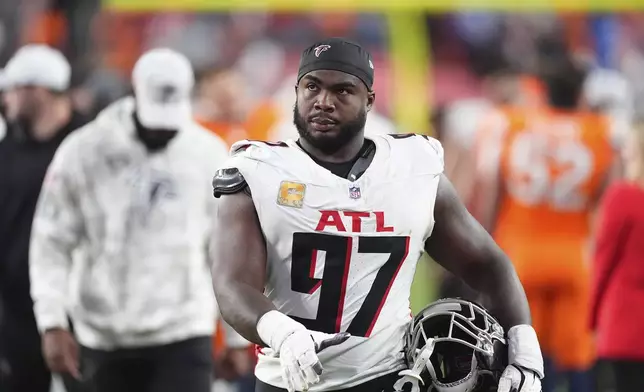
(366, 91), (375, 112)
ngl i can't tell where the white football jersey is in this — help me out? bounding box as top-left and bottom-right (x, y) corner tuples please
(223, 134), (444, 390)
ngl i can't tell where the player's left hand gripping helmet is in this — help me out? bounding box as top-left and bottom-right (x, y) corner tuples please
(394, 298), (508, 392)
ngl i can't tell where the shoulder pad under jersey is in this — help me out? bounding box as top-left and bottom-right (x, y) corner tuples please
(387, 132), (444, 174)
(212, 167), (248, 198)
(230, 139), (289, 156)
(388, 133), (443, 156)
(388, 132), (430, 141)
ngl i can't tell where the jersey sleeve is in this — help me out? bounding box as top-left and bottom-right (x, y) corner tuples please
(384, 133), (445, 176)
(419, 135), (445, 175)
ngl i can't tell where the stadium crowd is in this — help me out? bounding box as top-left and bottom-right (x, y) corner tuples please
(1, 2), (644, 392)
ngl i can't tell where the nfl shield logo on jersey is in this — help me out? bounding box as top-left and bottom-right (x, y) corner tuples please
(349, 185), (361, 200)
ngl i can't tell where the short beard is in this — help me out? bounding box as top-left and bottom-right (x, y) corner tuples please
(293, 104), (366, 156)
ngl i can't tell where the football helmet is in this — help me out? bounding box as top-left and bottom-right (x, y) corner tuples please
(395, 298), (508, 392)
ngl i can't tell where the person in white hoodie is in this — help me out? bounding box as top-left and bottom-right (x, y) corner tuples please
(29, 48), (250, 392)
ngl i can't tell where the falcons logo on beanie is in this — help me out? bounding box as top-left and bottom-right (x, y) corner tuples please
(314, 45), (331, 57)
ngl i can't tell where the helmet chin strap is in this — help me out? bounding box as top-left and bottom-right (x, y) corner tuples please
(394, 338), (435, 392)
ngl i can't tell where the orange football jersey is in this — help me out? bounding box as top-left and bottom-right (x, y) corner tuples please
(475, 106), (620, 368)
(490, 108), (616, 284)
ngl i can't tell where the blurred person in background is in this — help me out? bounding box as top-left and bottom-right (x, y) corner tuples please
(28, 48), (251, 392)
(431, 104), (481, 302)
(71, 67), (130, 119)
(581, 68), (634, 123)
(0, 44), (89, 392)
(590, 120), (644, 392)
(194, 63), (280, 146)
(194, 65), (250, 145)
(235, 39), (286, 110)
(436, 57), (525, 303)
(580, 68), (634, 179)
(441, 56), (529, 203)
(472, 36), (623, 392)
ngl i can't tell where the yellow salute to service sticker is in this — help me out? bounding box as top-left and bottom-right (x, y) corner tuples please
(277, 181), (306, 208)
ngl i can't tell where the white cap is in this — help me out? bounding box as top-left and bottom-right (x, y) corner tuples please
(132, 48), (194, 130)
(4, 45), (71, 91)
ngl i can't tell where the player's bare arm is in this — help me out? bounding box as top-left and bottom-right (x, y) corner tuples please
(425, 174), (530, 329)
(209, 189), (274, 345)
(425, 174), (543, 392)
(211, 165), (349, 392)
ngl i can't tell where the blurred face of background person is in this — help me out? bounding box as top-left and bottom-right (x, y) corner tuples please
(195, 67), (247, 123)
(2, 44), (72, 141)
(482, 71), (520, 105)
(3, 86), (51, 126)
(623, 122), (644, 182)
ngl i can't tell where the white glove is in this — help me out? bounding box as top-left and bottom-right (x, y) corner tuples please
(497, 365), (541, 392)
(257, 311), (350, 392)
(498, 325), (544, 392)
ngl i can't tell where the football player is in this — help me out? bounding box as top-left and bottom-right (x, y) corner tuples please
(471, 37), (622, 392)
(210, 38), (543, 392)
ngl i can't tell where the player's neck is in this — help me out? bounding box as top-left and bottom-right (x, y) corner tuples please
(298, 135), (366, 164)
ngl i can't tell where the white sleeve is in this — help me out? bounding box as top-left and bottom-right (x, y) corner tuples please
(30, 136), (84, 332)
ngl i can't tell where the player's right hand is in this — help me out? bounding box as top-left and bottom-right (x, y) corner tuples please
(42, 328), (81, 379)
(278, 330), (350, 392)
(256, 310), (351, 392)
